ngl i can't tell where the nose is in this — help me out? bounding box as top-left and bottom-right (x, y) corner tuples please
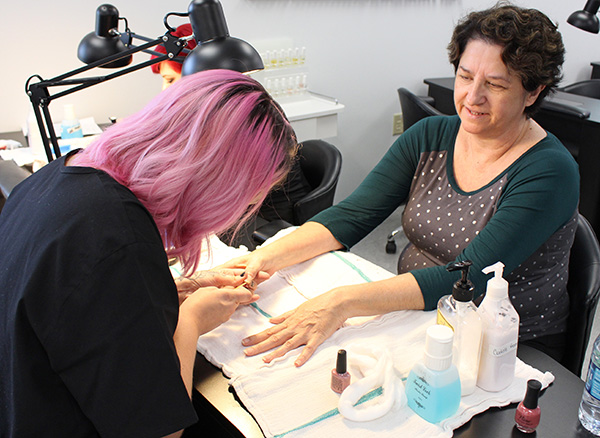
(466, 79), (486, 106)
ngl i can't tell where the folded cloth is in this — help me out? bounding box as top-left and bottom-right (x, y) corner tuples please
(194, 233), (555, 437)
(230, 311), (554, 438)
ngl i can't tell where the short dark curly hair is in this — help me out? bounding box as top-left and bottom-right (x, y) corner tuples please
(447, 2), (565, 117)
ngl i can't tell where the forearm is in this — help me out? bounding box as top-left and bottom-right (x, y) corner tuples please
(172, 309), (203, 400)
(337, 272), (425, 319)
(256, 221), (344, 272)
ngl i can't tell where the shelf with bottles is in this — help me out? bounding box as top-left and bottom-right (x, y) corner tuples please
(252, 44), (310, 101)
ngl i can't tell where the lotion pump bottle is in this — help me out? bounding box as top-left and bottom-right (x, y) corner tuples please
(477, 261), (519, 392)
(406, 325), (461, 423)
(437, 260), (483, 396)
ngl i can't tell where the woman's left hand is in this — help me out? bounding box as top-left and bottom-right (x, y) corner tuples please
(241, 289), (348, 367)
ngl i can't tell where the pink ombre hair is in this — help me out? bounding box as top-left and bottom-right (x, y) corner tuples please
(73, 69), (296, 274)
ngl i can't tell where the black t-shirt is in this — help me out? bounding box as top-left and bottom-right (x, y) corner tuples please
(0, 153), (198, 437)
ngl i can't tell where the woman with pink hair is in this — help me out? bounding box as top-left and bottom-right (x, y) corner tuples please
(0, 69), (296, 437)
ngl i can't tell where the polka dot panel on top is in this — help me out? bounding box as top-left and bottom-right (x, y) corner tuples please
(399, 150), (504, 271)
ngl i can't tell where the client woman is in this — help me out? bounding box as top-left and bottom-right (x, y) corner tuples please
(0, 70), (296, 437)
(222, 4), (579, 367)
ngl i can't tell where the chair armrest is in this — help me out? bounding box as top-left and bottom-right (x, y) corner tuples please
(252, 219), (294, 245)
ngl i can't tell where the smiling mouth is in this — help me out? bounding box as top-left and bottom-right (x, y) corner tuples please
(466, 107), (487, 116)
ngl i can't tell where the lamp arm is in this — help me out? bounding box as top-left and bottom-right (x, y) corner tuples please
(26, 32), (188, 162)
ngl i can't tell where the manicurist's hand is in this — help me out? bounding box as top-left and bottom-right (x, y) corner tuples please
(215, 250), (278, 289)
(180, 285), (260, 335)
(241, 288), (348, 367)
(175, 268), (269, 304)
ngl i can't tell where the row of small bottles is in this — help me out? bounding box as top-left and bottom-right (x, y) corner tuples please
(264, 74), (308, 98)
(261, 47), (306, 70)
(405, 261), (522, 424)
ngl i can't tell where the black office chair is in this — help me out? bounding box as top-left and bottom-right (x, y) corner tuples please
(562, 213), (600, 376)
(559, 79), (600, 99)
(252, 139), (342, 244)
(397, 87), (444, 131)
(385, 88), (444, 254)
(0, 159), (32, 214)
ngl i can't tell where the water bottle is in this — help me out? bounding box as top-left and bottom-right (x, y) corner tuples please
(579, 334), (600, 435)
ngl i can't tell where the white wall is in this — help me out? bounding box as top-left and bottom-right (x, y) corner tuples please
(2, 0), (598, 199)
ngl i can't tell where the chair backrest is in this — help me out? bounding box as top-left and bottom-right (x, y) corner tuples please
(559, 79), (600, 100)
(293, 139), (342, 225)
(0, 159), (32, 214)
(563, 213), (600, 376)
(398, 87), (444, 130)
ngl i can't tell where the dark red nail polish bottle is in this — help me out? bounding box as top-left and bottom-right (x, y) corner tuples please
(515, 379), (542, 433)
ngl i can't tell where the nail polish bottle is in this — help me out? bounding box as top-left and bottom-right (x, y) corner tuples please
(331, 349), (351, 394)
(515, 379), (542, 433)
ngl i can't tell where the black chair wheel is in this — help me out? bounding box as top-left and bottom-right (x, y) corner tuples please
(385, 241), (397, 254)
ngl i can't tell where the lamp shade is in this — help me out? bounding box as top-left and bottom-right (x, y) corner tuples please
(182, 37), (264, 75)
(181, 0), (263, 76)
(567, 0), (600, 34)
(77, 4), (132, 68)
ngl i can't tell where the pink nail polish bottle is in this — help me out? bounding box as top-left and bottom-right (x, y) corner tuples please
(515, 379), (542, 433)
(331, 349), (351, 394)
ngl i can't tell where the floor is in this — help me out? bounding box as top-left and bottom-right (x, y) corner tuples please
(348, 206), (598, 379)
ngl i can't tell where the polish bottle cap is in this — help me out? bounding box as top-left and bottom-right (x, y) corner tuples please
(523, 379), (542, 409)
(336, 349), (347, 374)
(424, 325), (454, 371)
(446, 260), (474, 302)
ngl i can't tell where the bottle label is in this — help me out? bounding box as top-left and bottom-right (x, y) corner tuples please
(436, 311), (454, 331)
(487, 339), (518, 357)
(585, 359), (600, 401)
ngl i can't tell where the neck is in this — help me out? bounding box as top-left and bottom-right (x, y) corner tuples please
(459, 117), (534, 163)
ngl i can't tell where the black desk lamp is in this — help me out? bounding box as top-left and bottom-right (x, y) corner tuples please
(568, 0), (600, 34)
(26, 0), (264, 163)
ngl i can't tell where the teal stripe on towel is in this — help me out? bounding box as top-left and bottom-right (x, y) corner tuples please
(249, 251), (371, 320)
(273, 386), (384, 437)
(250, 302), (273, 319)
(331, 252), (373, 283)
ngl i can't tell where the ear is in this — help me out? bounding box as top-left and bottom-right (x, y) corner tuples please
(525, 85), (545, 107)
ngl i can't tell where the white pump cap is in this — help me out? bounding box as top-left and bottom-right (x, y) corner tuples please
(481, 261), (509, 300)
(424, 325), (454, 371)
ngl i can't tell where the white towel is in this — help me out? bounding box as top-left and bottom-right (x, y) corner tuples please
(193, 233), (555, 437)
(230, 311), (554, 438)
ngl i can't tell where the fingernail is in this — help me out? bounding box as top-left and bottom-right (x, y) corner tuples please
(240, 271), (245, 277)
(241, 338), (249, 345)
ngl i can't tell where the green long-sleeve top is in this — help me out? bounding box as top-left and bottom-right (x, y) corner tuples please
(312, 115), (579, 340)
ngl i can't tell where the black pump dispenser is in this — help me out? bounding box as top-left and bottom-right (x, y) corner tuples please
(446, 261), (474, 302)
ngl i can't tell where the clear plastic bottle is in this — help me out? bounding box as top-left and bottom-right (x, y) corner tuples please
(579, 334), (600, 435)
(437, 260), (483, 396)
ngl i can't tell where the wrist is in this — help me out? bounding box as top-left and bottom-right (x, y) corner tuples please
(178, 300), (205, 338)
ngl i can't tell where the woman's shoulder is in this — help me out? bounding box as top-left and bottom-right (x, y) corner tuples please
(517, 132), (578, 173)
(393, 115), (460, 154)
